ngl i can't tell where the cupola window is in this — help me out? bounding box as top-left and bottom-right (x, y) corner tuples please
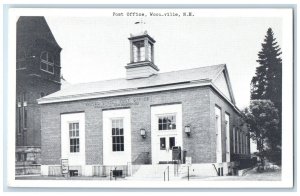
(133, 40), (145, 62)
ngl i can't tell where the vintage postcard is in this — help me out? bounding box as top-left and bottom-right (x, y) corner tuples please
(5, 6), (294, 188)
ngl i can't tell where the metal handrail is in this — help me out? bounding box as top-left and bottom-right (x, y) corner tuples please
(212, 164), (219, 176)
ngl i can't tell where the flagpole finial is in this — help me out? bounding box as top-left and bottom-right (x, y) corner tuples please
(133, 18), (146, 35)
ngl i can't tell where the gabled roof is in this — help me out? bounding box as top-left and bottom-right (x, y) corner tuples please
(38, 64), (237, 110)
(17, 16), (61, 50)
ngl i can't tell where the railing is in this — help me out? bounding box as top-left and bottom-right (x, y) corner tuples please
(132, 152), (150, 165)
(163, 166), (169, 181)
(187, 166), (190, 181)
(212, 164), (219, 176)
(110, 167), (117, 181)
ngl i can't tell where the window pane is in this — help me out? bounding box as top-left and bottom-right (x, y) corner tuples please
(48, 65), (54, 73)
(158, 124), (162, 130)
(48, 54), (54, 63)
(112, 128), (115, 135)
(120, 136), (124, 143)
(120, 128), (123, 135)
(162, 124), (167, 130)
(162, 117), (167, 124)
(160, 138), (166, 150)
(41, 62), (47, 70)
(120, 144), (124, 151)
(169, 137), (175, 149)
(158, 117), (162, 124)
(41, 52), (47, 60)
(172, 124), (176, 129)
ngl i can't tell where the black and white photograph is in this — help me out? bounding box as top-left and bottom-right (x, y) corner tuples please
(5, 6), (294, 189)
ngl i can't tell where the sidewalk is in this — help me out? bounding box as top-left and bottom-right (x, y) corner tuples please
(15, 168), (281, 181)
(186, 168), (281, 181)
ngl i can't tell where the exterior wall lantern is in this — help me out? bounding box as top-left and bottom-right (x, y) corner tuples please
(140, 129), (146, 138)
(184, 125), (191, 136)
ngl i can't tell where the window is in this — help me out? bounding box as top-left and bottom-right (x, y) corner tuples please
(160, 138), (166, 150)
(112, 119), (124, 152)
(17, 95), (22, 134)
(236, 129), (239, 154)
(158, 115), (176, 130)
(245, 135), (248, 154)
(133, 40), (145, 62)
(233, 127), (236, 153)
(17, 49), (26, 69)
(69, 122), (80, 153)
(23, 107), (27, 129)
(40, 51), (54, 73)
(148, 43), (152, 61)
(169, 137), (175, 149)
(240, 132), (243, 154)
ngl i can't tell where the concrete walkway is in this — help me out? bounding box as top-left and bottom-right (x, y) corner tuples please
(15, 168), (281, 181)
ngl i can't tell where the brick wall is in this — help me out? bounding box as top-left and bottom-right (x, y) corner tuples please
(41, 86), (243, 165)
(209, 88), (249, 162)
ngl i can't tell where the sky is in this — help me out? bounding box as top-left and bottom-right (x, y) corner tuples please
(45, 11), (282, 110)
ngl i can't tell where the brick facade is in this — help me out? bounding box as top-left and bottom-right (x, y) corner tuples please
(40, 86), (250, 167)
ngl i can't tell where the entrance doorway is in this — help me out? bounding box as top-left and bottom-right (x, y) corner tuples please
(157, 136), (176, 163)
(151, 104), (182, 164)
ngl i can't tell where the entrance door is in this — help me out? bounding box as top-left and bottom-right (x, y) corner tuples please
(151, 104), (183, 164)
(157, 136), (176, 162)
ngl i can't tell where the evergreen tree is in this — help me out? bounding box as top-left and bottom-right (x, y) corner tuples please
(251, 28), (282, 111)
(250, 28), (282, 165)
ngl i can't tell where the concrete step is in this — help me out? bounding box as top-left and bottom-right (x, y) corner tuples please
(129, 163), (233, 180)
(132, 164), (179, 179)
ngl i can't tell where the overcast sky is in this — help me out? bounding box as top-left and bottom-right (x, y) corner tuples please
(45, 12), (282, 110)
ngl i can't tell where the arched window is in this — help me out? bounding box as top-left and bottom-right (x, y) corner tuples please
(40, 51), (54, 73)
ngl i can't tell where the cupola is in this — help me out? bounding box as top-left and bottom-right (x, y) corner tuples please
(125, 31), (159, 79)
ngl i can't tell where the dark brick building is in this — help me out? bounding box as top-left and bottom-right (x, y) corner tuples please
(16, 16), (62, 174)
(38, 32), (250, 177)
